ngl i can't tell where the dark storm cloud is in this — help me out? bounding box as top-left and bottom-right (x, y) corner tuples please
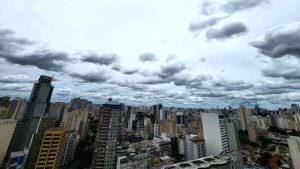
(189, 16), (227, 32)
(139, 53), (157, 62)
(0, 29), (33, 54)
(206, 22), (248, 40)
(157, 63), (186, 78)
(0, 51), (70, 72)
(250, 22), (300, 58)
(81, 53), (119, 65)
(220, 0), (269, 14)
(0, 74), (35, 83)
(70, 72), (109, 83)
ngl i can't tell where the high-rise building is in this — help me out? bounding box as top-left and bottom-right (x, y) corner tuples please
(287, 136), (300, 169)
(70, 98), (88, 110)
(191, 116), (204, 139)
(0, 107), (9, 119)
(6, 149), (29, 169)
(0, 119), (17, 164)
(61, 131), (79, 166)
(134, 110), (145, 133)
(202, 112), (229, 156)
(238, 105), (250, 131)
(226, 121), (241, 151)
(0, 96), (11, 108)
(6, 97), (26, 120)
(92, 99), (122, 169)
(7, 75), (54, 154)
(60, 109), (89, 139)
(49, 102), (68, 122)
(247, 123), (257, 143)
(153, 103), (162, 122)
(35, 128), (67, 169)
(160, 116), (176, 137)
(153, 123), (160, 137)
(176, 112), (186, 125)
(24, 117), (56, 169)
(185, 134), (206, 161)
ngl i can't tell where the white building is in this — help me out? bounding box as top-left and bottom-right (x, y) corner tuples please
(154, 123), (159, 137)
(0, 119), (17, 164)
(277, 116), (289, 129)
(185, 134), (206, 160)
(202, 112), (229, 156)
(179, 138), (185, 156)
(61, 131), (79, 166)
(162, 151), (243, 169)
(287, 136), (300, 169)
(116, 153), (151, 169)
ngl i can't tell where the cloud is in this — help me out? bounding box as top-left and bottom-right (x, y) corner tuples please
(262, 60), (300, 80)
(165, 55), (177, 62)
(199, 0), (217, 15)
(0, 83), (32, 92)
(157, 63), (186, 78)
(111, 64), (122, 71)
(139, 53), (158, 62)
(70, 72), (109, 83)
(171, 75), (210, 88)
(0, 29), (33, 54)
(0, 74), (35, 83)
(81, 53), (119, 65)
(206, 22), (248, 40)
(189, 16), (227, 32)
(122, 68), (139, 75)
(250, 22), (300, 58)
(0, 50), (70, 72)
(55, 88), (73, 96)
(220, 0), (269, 14)
(213, 79), (254, 91)
(0, 29), (70, 72)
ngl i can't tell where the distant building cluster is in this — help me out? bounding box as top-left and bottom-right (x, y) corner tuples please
(0, 75), (300, 168)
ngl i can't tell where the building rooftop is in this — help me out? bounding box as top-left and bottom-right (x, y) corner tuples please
(161, 156), (229, 169)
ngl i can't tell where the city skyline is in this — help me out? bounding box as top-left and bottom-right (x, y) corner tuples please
(1, 75), (300, 169)
(0, 0), (300, 109)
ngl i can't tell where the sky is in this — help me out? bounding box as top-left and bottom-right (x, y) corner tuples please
(0, 0), (300, 109)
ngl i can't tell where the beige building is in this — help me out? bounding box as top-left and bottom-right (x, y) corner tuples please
(287, 136), (300, 169)
(0, 119), (17, 164)
(238, 105), (250, 131)
(247, 124), (257, 143)
(35, 128), (67, 169)
(160, 116), (176, 137)
(0, 107), (9, 119)
(192, 116), (204, 139)
(60, 109), (89, 139)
